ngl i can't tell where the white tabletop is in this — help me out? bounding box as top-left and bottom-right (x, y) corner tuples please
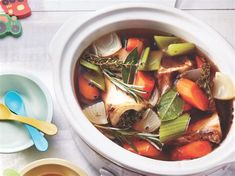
(0, 0), (234, 175)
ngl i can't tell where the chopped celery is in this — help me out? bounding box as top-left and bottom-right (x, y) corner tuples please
(83, 71), (105, 91)
(139, 51), (163, 71)
(166, 43), (195, 56)
(154, 36), (180, 49)
(139, 47), (151, 69)
(159, 113), (191, 143)
(80, 59), (102, 74)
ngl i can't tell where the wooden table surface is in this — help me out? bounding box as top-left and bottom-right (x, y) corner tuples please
(0, 0), (234, 175)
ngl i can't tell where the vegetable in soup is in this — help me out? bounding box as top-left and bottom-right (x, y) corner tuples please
(75, 29), (235, 161)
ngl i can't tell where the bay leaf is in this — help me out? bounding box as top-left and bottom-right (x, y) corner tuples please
(157, 89), (184, 121)
(122, 48), (139, 84)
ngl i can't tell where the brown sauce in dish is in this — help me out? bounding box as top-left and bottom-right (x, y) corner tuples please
(42, 174), (63, 176)
(74, 28), (234, 161)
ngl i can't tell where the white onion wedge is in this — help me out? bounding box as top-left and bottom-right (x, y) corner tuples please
(83, 102), (108, 124)
(213, 72), (235, 100)
(93, 32), (122, 57)
(133, 109), (161, 133)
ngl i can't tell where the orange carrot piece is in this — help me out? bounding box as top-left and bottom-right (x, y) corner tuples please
(123, 139), (160, 158)
(78, 74), (100, 101)
(126, 38), (144, 55)
(134, 71), (155, 100)
(176, 78), (209, 111)
(171, 141), (212, 160)
(183, 102), (193, 112)
(196, 56), (204, 68)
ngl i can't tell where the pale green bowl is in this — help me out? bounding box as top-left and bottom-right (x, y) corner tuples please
(0, 71), (53, 153)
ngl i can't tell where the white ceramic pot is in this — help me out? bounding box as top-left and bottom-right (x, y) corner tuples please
(49, 3), (235, 176)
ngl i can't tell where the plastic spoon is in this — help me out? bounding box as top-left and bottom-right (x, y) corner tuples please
(3, 169), (20, 176)
(0, 103), (57, 135)
(4, 91), (49, 152)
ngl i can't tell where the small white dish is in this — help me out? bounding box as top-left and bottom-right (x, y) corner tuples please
(0, 71), (53, 153)
(20, 158), (87, 176)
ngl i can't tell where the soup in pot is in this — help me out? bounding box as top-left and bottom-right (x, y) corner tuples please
(74, 29), (235, 161)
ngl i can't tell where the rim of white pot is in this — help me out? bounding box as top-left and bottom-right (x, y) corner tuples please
(50, 3), (235, 175)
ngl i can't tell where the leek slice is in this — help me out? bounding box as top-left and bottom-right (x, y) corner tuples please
(166, 43), (195, 56)
(83, 71), (105, 91)
(154, 36), (180, 49)
(80, 59), (102, 74)
(159, 113), (191, 143)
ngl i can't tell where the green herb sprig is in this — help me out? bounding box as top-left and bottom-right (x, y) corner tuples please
(103, 69), (146, 103)
(122, 48), (139, 84)
(196, 58), (214, 108)
(95, 124), (163, 151)
(81, 52), (138, 72)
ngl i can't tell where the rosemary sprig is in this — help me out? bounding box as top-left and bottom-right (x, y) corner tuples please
(81, 52), (138, 72)
(103, 69), (146, 102)
(95, 124), (163, 151)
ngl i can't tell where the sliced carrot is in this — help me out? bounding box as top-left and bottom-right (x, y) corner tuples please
(176, 78), (209, 111)
(195, 56), (204, 68)
(171, 141), (212, 160)
(123, 139), (160, 158)
(134, 71), (155, 100)
(126, 38), (144, 55)
(78, 74), (100, 101)
(183, 102), (193, 112)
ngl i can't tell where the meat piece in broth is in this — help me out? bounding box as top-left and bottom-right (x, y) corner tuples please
(168, 113), (222, 145)
(156, 56), (194, 95)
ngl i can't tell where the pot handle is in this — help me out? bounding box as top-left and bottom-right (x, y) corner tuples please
(99, 168), (116, 176)
(217, 133), (235, 168)
(220, 151), (235, 166)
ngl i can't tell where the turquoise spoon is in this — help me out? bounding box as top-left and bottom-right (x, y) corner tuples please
(4, 91), (49, 152)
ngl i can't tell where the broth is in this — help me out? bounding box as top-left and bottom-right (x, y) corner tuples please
(74, 28), (234, 161)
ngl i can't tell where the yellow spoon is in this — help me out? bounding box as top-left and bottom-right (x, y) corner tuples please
(0, 104), (57, 136)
